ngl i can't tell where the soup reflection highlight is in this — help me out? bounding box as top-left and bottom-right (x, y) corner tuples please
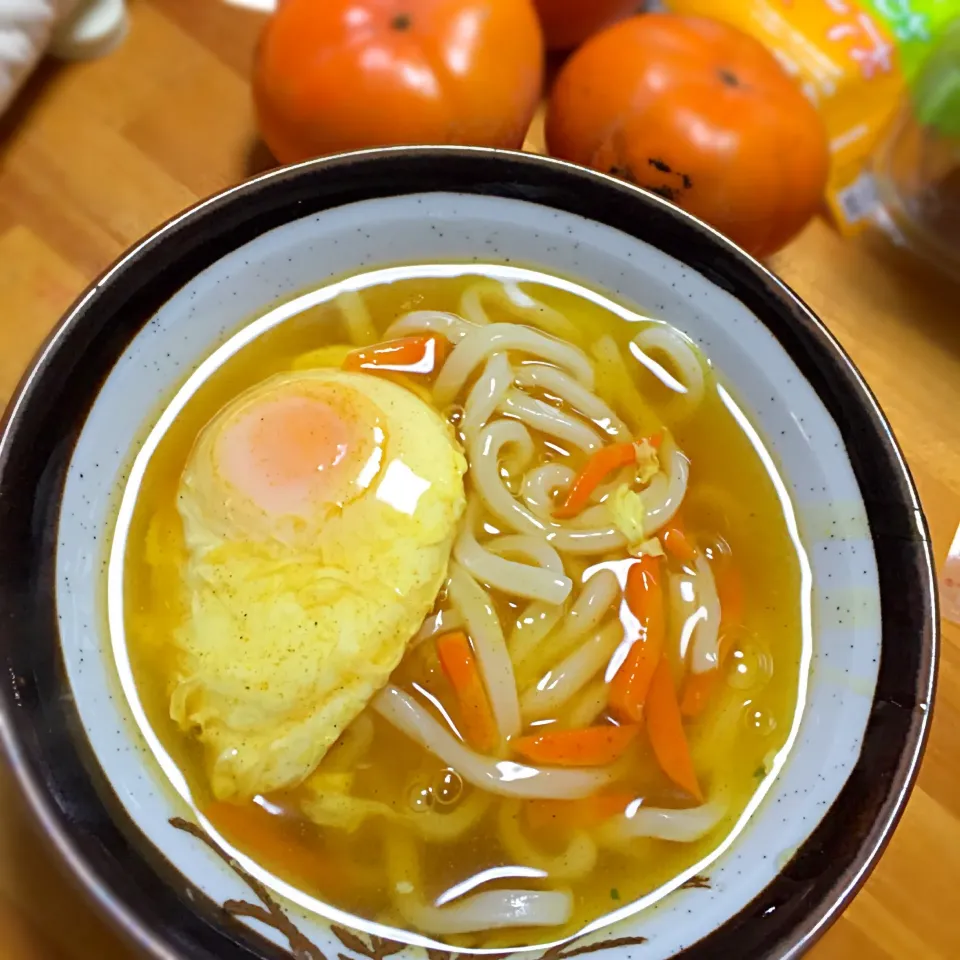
(115, 266), (810, 949)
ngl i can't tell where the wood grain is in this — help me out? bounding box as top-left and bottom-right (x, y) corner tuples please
(0, 2), (956, 957)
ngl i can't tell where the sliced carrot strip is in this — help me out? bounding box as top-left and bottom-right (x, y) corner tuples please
(716, 561), (744, 632)
(435, 630), (498, 753)
(524, 792), (637, 832)
(681, 558), (744, 718)
(553, 442), (638, 519)
(206, 801), (341, 886)
(343, 335), (448, 375)
(513, 724), (640, 767)
(647, 655), (703, 802)
(609, 555), (664, 722)
(662, 526), (697, 566)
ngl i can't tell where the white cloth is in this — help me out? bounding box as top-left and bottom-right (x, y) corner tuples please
(0, 0), (77, 113)
(0, 0), (127, 116)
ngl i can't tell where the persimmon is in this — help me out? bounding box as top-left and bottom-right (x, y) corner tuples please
(545, 14), (830, 258)
(533, 0), (642, 50)
(253, 0), (545, 165)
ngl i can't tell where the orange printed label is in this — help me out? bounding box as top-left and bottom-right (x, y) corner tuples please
(668, 0), (906, 233)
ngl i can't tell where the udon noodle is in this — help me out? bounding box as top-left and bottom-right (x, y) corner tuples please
(120, 266), (807, 949)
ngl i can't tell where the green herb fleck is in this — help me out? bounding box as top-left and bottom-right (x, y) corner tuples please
(753, 765), (766, 779)
(610, 888), (621, 901)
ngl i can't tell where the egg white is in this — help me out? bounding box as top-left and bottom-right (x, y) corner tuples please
(170, 370), (466, 801)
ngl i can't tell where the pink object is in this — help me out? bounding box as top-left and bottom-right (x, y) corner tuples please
(941, 523), (960, 624)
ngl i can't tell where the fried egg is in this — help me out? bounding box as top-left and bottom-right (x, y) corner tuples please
(170, 369), (466, 801)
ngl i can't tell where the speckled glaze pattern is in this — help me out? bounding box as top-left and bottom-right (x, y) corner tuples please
(0, 149), (936, 960)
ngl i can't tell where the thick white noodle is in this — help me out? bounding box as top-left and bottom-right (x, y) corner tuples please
(469, 421), (627, 555)
(498, 800), (598, 880)
(508, 600), (566, 667)
(461, 280), (582, 342)
(521, 620), (624, 720)
(590, 334), (657, 434)
(514, 363), (629, 439)
(446, 563), (522, 740)
(413, 607), (464, 646)
(461, 352), (514, 445)
(564, 569), (621, 645)
(549, 525), (627, 555)
(397, 889), (572, 935)
(302, 786), (490, 842)
(598, 799), (726, 844)
(498, 388), (604, 453)
(454, 519), (573, 605)
(384, 309), (473, 343)
(434, 323), (594, 406)
(521, 463), (576, 519)
(631, 325), (706, 418)
(337, 290), (378, 346)
(460, 285), (492, 326)
(488, 535), (567, 574)
(469, 420), (545, 536)
(564, 680), (610, 729)
(690, 555), (722, 674)
(373, 686), (614, 798)
(517, 569), (621, 680)
(642, 441), (690, 533)
(386, 830), (572, 934)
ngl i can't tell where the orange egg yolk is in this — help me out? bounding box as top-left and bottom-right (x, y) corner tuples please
(215, 388), (381, 519)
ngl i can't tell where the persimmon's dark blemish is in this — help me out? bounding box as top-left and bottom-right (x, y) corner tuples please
(648, 157), (672, 174)
(391, 12), (412, 30)
(718, 67), (740, 87)
(681, 173), (693, 189)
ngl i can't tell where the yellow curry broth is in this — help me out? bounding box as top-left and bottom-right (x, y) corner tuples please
(122, 267), (805, 946)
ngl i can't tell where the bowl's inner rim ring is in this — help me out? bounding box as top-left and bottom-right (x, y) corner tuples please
(0, 147), (937, 960)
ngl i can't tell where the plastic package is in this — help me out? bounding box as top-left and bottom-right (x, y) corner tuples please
(666, 1), (960, 237)
(871, 17), (960, 278)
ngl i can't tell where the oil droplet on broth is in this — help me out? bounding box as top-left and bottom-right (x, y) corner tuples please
(434, 769), (464, 806)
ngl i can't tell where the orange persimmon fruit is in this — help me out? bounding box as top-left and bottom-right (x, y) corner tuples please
(253, 0), (545, 165)
(545, 14), (830, 258)
(532, 0), (643, 50)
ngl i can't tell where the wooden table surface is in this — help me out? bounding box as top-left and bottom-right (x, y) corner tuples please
(0, 2), (957, 958)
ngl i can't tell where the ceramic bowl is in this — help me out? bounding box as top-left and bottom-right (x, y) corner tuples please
(0, 148), (936, 960)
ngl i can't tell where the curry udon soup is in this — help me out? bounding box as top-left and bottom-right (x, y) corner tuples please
(119, 265), (808, 949)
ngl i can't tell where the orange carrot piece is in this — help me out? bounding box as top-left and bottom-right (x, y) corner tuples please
(716, 560), (744, 632)
(513, 724), (640, 767)
(662, 526), (697, 566)
(525, 792), (637, 832)
(647, 655), (703, 802)
(609, 555), (664, 722)
(206, 801), (342, 887)
(552, 442), (638, 519)
(343, 335), (448, 375)
(681, 558), (744, 718)
(435, 630), (497, 753)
